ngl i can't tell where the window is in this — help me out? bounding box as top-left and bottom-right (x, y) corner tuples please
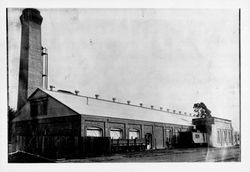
(224, 130), (227, 143)
(220, 129), (223, 144)
(166, 129), (172, 142)
(129, 129), (139, 139)
(195, 134), (200, 138)
(228, 131), (231, 143)
(217, 130), (221, 144)
(86, 127), (103, 137)
(30, 98), (47, 116)
(30, 102), (38, 116)
(173, 129), (180, 144)
(110, 128), (122, 139)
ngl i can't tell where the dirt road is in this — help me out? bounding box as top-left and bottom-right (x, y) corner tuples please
(58, 146), (240, 162)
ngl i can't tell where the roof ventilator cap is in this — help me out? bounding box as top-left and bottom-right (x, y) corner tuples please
(75, 90), (79, 95)
(49, 85), (55, 91)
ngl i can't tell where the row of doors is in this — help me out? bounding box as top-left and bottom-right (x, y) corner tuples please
(145, 128), (181, 149)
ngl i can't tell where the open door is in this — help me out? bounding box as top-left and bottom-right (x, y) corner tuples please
(145, 133), (152, 150)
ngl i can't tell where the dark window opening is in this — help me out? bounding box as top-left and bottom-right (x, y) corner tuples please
(30, 98), (48, 117)
(195, 134), (200, 138)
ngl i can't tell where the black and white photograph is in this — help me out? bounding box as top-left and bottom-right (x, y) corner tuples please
(2, 0), (250, 171)
(6, 7), (241, 163)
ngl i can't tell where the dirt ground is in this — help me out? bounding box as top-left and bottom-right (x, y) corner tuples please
(57, 145), (240, 162)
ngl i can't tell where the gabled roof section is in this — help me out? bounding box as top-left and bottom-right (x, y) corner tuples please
(38, 88), (195, 126)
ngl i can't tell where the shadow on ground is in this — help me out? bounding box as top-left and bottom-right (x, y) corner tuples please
(8, 151), (55, 163)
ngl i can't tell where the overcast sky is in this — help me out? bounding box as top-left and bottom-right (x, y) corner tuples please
(8, 8), (239, 131)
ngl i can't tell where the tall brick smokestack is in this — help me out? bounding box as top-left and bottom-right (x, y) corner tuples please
(17, 8), (43, 110)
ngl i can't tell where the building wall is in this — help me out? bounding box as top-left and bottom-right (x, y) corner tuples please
(13, 90), (79, 123)
(193, 117), (234, 147)
(81, 114), (192, 149)
(12, 115), (81, 137)
(210, 118), (234, 147)
(12, 89), (82, 138)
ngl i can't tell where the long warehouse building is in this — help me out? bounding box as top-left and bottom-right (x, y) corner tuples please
(11, 8), (235, 152)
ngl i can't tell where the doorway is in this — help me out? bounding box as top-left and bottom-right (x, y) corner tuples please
(145, 133), (152, 150)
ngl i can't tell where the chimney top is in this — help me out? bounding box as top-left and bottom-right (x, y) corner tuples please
(139, 103), (143, 107)
(127, 100), (130, 105)
(112, 98), (116, 102)
(20, 8), (43, 25)
(150, 105), (154, 109)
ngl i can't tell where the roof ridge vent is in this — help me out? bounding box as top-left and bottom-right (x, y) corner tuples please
(95, 94), (99, 99)
(49, 85), (55, 91)
(75, 90), (79, 95)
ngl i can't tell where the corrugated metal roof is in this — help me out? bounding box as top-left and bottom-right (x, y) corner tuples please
(41, 89), (195, 126)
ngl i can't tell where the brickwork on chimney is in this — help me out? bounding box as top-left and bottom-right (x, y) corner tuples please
(17, 9), (43, 110)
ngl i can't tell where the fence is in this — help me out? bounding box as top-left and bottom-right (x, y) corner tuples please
(13, 136), (111, 159)
(111, 138), (146, 153)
